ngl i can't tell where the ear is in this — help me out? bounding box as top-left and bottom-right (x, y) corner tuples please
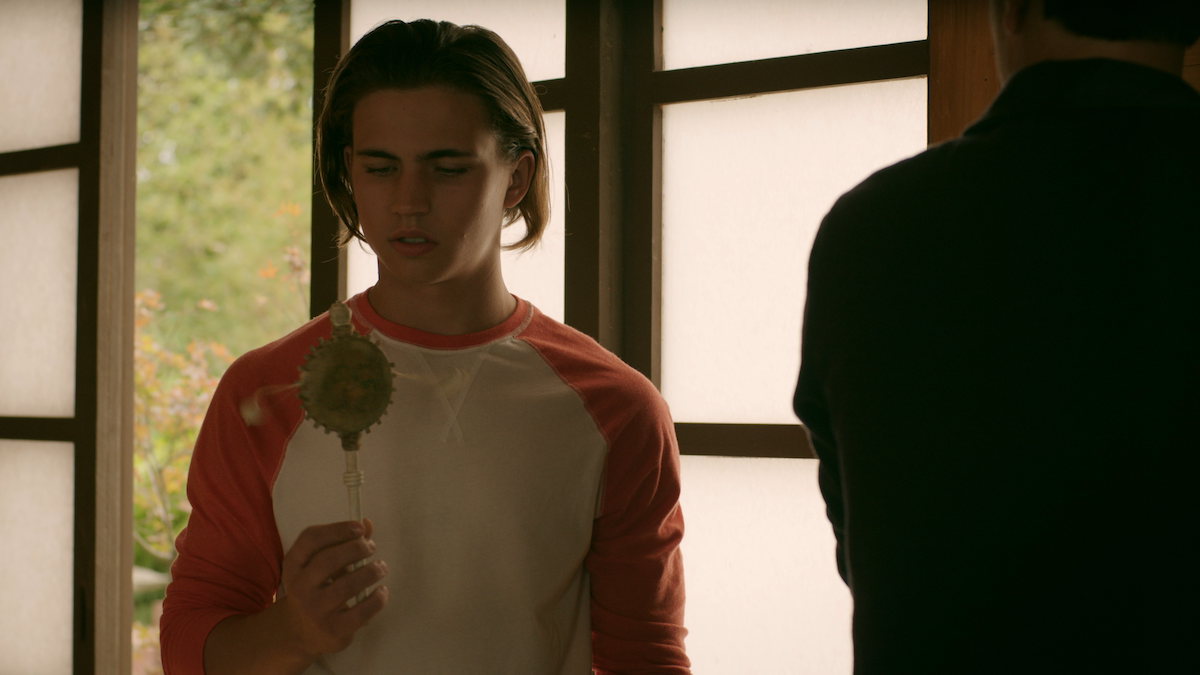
(503, 149), (536, 209)
(1003, 0), (1035, 34)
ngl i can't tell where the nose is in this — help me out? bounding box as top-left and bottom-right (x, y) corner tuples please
(391, 167), (430, 216)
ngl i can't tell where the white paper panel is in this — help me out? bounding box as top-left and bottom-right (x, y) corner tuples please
(0, 169), (79, 417)
(0, 0), (83, 153)
(662, 0), (927, 71)
(0, 440), (75, 674)
(347, 111), (566, 323)
(680, 456), (851, 674)
(661, 79), (926, 424)
(351, 0), (565, 82)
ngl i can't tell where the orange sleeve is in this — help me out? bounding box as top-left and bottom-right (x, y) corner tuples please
(159, 338), (309, 674)
(586, 391), (689, 674)
(521, 313), (691, 673)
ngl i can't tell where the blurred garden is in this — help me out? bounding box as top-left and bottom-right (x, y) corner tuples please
(133, 1), (314, 670)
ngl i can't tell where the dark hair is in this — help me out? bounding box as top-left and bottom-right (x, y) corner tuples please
(1043, 0), (1200, 46)
(316, 19), (549, 251)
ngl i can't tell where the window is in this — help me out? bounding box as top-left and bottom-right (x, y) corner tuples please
(0, 0), (999, 669)
(0, 0), (137, 672)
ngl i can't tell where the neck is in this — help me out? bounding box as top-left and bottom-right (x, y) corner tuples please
(366, 263), (517, 336)
(993, 1), (1185, 85)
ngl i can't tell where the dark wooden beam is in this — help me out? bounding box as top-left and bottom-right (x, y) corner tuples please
(675, 423), (815, 459)
(652, 40), (929, 105)
(1183, 42), (1200, 93)
(0, 417), (78, 442)
(618, 0), (662, 384)
(563, 0), (625, 352)
(534, 77), (566, 112)
(73, 1), (105, 669)
(310, 0), (350, 318)
(0, 143), (81, 177)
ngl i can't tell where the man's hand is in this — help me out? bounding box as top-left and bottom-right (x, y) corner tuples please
(278, 519), (389, 656)
(202, 519), (388, 675)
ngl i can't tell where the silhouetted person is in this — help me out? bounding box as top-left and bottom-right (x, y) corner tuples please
(794, 1), (1198, 671)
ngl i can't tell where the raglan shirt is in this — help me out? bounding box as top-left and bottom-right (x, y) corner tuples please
(161, 294), (690, 674)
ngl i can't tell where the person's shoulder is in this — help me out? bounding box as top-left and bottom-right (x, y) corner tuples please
(217, 311), (333, 399)
(838, 139), (964, 211)
(812, 140), (961, 255)
(515, 306), (665, 411)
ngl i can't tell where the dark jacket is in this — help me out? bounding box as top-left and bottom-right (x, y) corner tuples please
(794, 59), (1198, 672)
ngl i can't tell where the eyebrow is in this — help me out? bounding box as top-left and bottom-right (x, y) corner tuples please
(356, 148), (477, 161)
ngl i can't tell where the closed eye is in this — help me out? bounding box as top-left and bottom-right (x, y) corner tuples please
(364, 165), (396, 175)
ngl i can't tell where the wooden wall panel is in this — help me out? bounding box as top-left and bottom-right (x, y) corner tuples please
(1184, 42), (1200, 93)
(928, 0), (999, 145)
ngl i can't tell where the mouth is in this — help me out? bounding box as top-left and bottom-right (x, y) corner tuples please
(388, 233), (438, 258)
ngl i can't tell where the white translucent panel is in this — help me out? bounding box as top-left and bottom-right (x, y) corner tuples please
(347, 111), (566, 323)
(680, 456), (851, 674)
(0, 169), (79, 417)
(661, 79), (926, 424)
(345, 237), (378, 304)
(0, 440), (75, 674)
(0, 0), (83, 153)
(499, 110), (565, 321)
(351, 0), (565, 81)
(662, 0), (926, 71)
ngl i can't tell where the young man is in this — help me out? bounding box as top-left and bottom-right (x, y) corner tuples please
(162, 20), (690, 675)
(794, 1), (1198, 671)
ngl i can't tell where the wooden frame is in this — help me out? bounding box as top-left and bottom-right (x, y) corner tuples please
(929, 0), (999, 144)
(0, 0), (137, 672)
(93, 2), (138, 671)
(310, 0), (351, 320)
(1183, 42), (1200, 92)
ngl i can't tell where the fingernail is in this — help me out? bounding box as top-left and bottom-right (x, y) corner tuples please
(366, 539), (376, 552)
(350, 522), (364, 536)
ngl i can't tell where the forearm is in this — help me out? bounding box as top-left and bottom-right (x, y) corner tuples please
(202, 599), (314, 675)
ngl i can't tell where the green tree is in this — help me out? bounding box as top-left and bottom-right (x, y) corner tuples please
(133, 0), (315, 663)
(137, 0), (314, 358)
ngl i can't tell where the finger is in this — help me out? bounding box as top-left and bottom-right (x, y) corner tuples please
(324, 558), (387, 608)
(285, 521), (366, 571)
(333, 584), (388, 635)
(304, 535), (376, 586)
(362, 517), (374, 540)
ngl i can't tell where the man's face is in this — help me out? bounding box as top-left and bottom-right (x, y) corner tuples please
(344, 86), (531, 297)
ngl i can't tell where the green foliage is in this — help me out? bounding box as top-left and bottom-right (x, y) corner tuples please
(132, 289), (229, 574)
(132, 0), (315, 653)
(137, 0), (314, 358)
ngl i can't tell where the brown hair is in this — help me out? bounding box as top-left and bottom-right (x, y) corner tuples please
(315, 19), (549, 251)
(1043, 0), (1200, 46)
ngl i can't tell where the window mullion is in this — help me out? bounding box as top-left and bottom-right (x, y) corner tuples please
(614, 0), (661, 383)
(562, 0), (625, 353)
(310, 0), (351, 317)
